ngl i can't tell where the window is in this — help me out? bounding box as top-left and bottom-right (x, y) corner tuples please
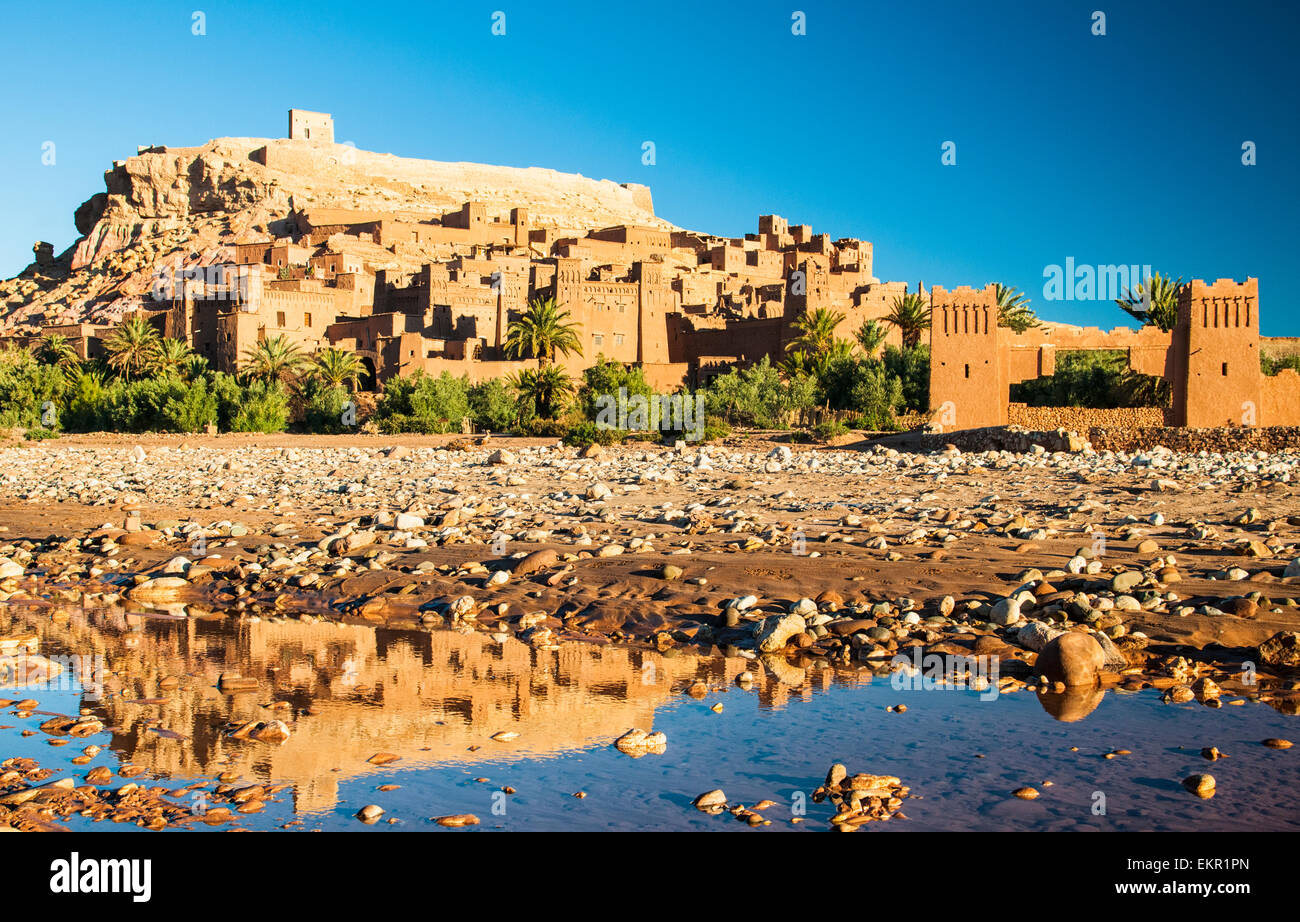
(614, 333), (625, 346)
(593, 333), (604, 347)
(964, 364), (970, 379)
(304, 312), (312, 327)
(1222, 362), (1229, 376)
(276, 311), (286, 327)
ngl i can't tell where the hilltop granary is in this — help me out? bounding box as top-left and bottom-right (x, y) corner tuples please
(12, 110), (1300, 430)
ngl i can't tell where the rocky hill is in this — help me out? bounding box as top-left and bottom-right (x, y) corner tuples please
(1, 137), (671, 332)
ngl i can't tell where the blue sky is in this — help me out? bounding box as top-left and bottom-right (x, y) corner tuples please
(2, 0), (1297, 333)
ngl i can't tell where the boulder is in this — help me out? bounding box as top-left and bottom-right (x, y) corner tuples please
(755, 613), (806, 653)
(1259, 631), (1300, 669)
(1035, 632), (1105, 687)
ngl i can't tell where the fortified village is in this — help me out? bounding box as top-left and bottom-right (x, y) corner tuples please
(5, 110), (1299, 430)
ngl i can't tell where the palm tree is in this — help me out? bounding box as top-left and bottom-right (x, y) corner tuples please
(37, 333), (80, 370)
(994, 284), (1040, 333)
(155, 338), (194, 376)
(504, 297), (583, 368)
(240, 334), (307, 387)
(786, 307), (845, 355)
(510, 366), (574, 420)
(884, 293), (931, 350)
(1115, 272), (1182, 332)
(854, 319), (888, 357)
(312, 346), (363, 390)
(104, 315), (162, 379)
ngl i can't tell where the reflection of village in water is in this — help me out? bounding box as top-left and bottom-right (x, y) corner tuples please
(2, 601), (878, 814)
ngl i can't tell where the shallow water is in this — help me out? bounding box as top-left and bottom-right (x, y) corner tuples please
(2, 602), (1298, 832)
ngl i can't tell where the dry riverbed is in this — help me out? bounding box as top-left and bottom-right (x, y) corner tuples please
(0, 432), (1298, 831)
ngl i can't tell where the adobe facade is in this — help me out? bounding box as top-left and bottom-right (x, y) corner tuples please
(929, 278), (1300, 431)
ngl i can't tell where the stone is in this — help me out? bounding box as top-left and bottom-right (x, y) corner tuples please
(512, 548), (558, 576)
(1035, 632), (1105, 686)
(989, 597), (1022, 627)
(692, 789), (727, 810)
(1259, 631), (1300, 668)
(755, 613), (806, 653)
(1182, 774), (1215, 798)
(0, 560), (24, 579)
(1111, 571), (1144, 593)
(488, 449), (515, 465)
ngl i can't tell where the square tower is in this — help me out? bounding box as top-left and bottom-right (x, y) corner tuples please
(1173, 278), (1261, 427)
(928, 284), (1005, 430)
(288, 109), (334, 143)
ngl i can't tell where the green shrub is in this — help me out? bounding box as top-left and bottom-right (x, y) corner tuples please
(811, 419), (849, 441)
(882, 344), (930, 414)
(704, 356), (794, 429)
(468, 378), (520, 431)
(0, 348), (66, 429)
(1010, 350), (1170, 408)
(161, 377), (218, 432)
(24, 427), (58, 441)
(375, 371), (469, 433)
(230, 381), (290, 433)
(1262, 351), (1300, 375)
(563, 421), (624, 448)
(300, 378), (352, 433)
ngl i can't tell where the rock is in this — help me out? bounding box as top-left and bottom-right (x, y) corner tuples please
(129, 445), (146, 463)
(1014, 620), (1061, 652)
(1259, 631), (1300, 668)
(512, 548), (558, 576)
(1035, 632), (1105, 687)
(433, 813), (480, 827)
(989, 597), (1022, 627)
(1191, 677), (1221, 701)
(1111, 571), (1144, 593)
(1163, 684), (1195, 704)
(660, 564), (684, 581)
(1012, 787), (1039, 800)
(393, 513), (424, 530)
(356, 804), (384, 822)
(755, 613), (806, 653)
(488, 449), (515, 465)
(1182, 774), (1216, 798)
(0, 560), (24, 579)
(692, 789), (727, 810)
(1284, 558), (1300, 579)
(1262, 738), (1293, 749)
(127, 576), (190, 602)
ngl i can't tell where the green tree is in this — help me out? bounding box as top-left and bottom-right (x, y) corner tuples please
(240, 334), (308, 387)
(854, 319), (888, 357)
(1115, 272), (1182, 332)
(995, 284), (1040, 333)
(511, 365), (574, 420)
(786, 307), (845, 356)
(37, 334), (80, 370)
(312, 346), (363, 390)
(884, 292), (932, 349)
(104, 315), (162, 380)
(155, 338), (194, 376)
(503, 297), (583, 368)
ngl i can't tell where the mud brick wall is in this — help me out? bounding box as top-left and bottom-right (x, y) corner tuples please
(1086, 426), (1300, 454)
(1008, 404), (1168, 430)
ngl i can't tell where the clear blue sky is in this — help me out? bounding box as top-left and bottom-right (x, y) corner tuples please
(2, 0), (1297, 333)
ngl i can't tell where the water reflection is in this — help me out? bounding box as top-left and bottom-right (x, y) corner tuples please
(1, 602), (875, 813)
